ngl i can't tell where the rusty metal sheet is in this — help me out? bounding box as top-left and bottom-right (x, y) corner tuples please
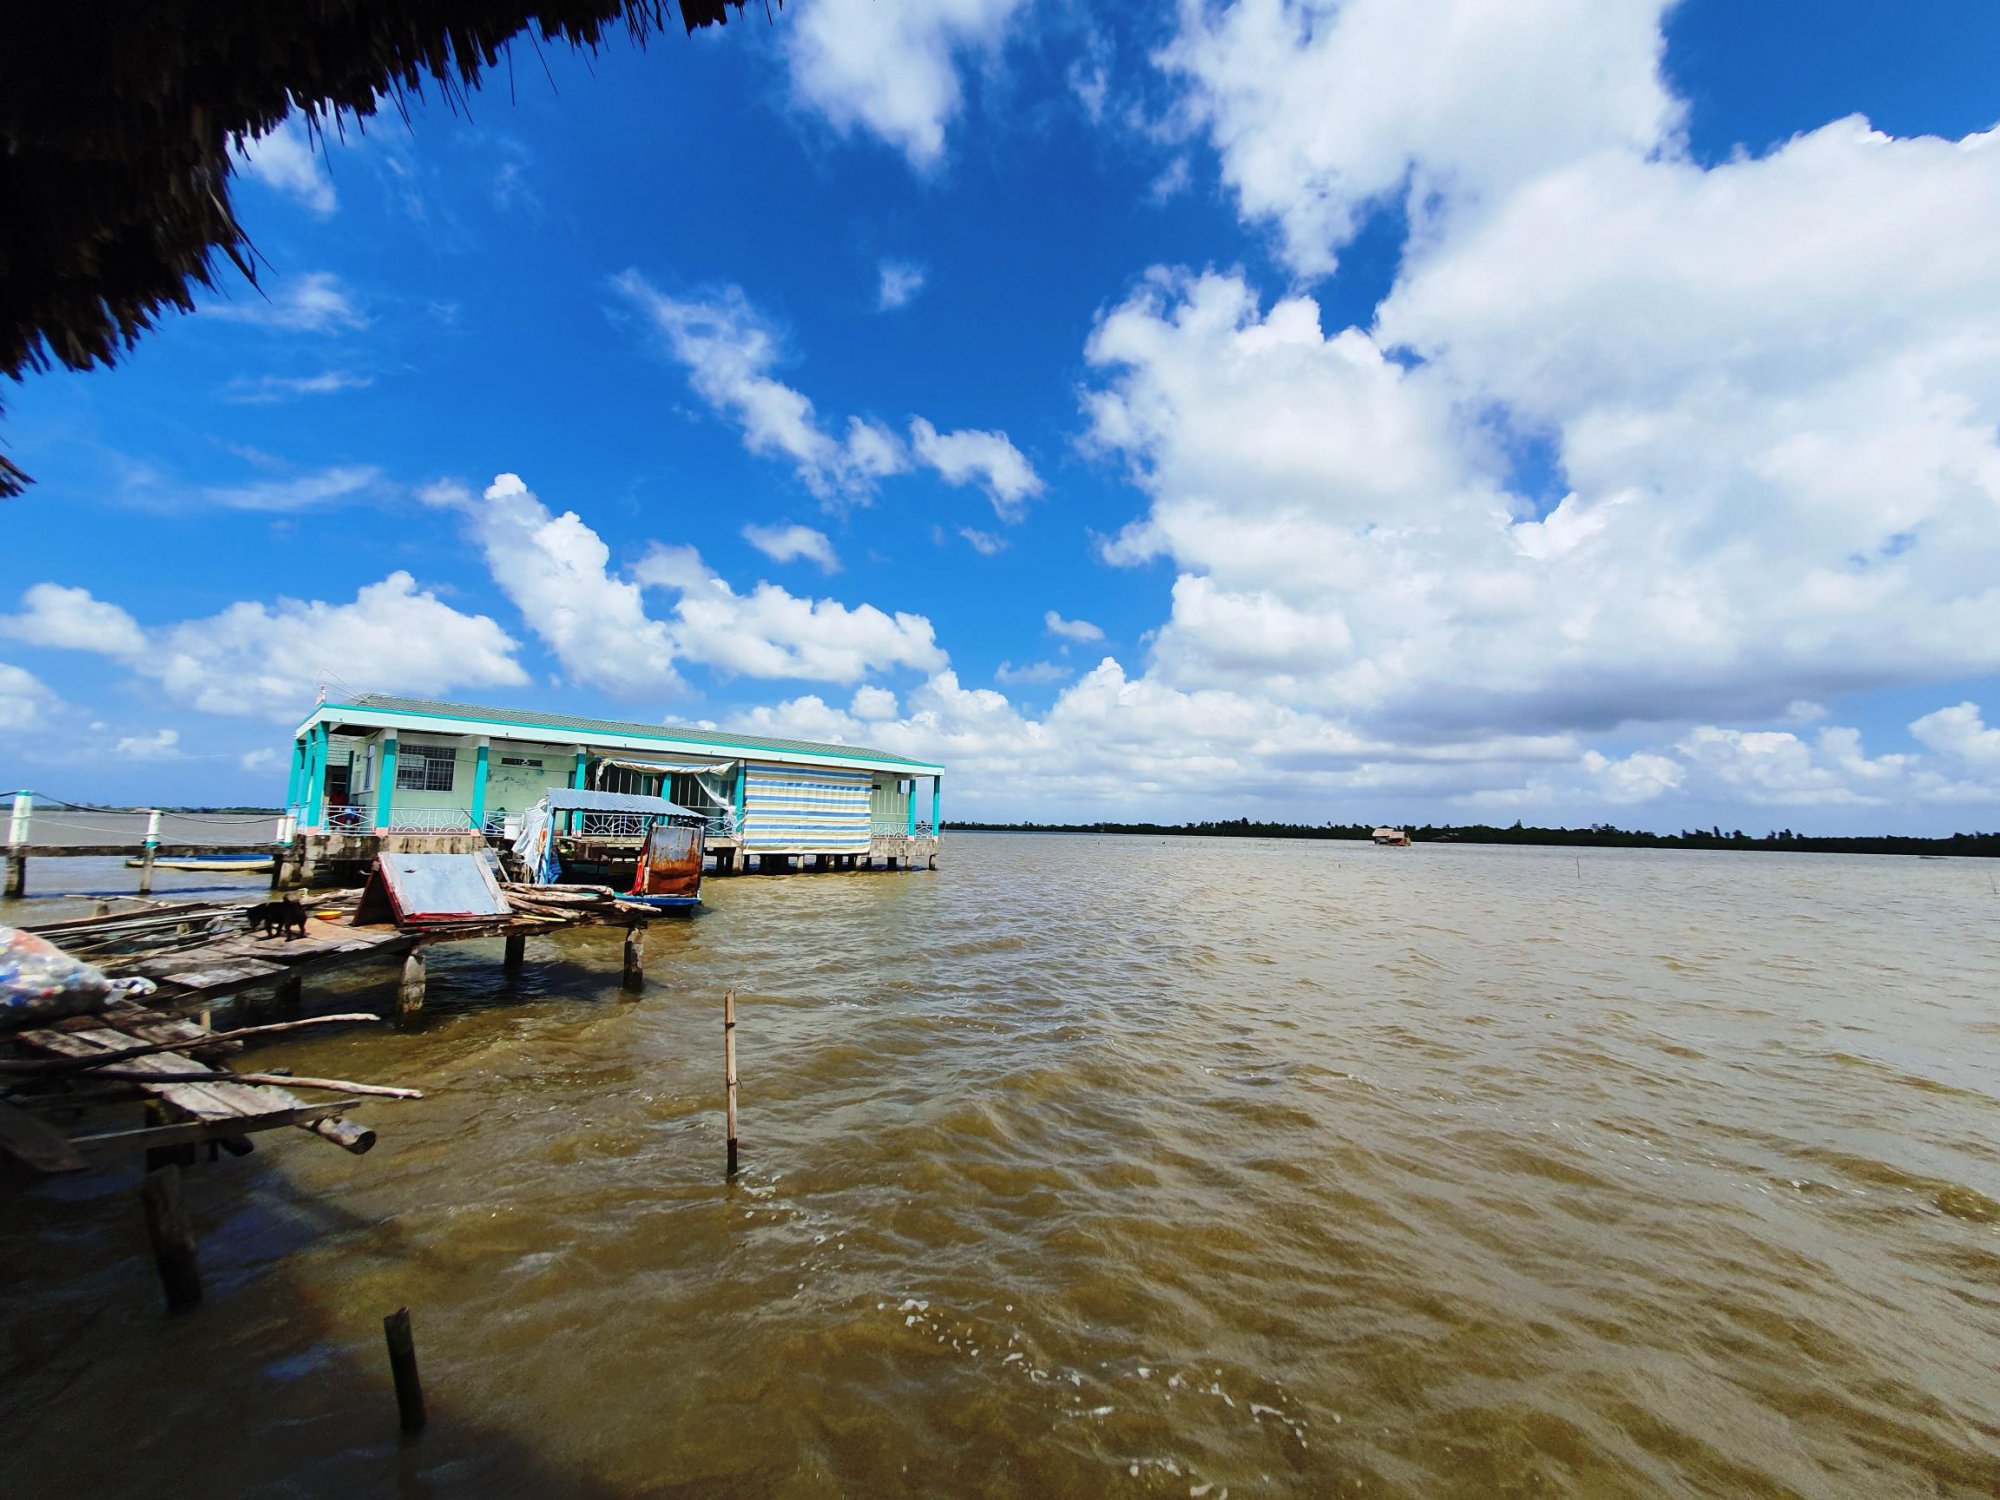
(630, 822), (705, 904)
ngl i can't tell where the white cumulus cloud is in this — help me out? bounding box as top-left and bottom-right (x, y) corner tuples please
(910, 418), (1044, 519)
(1161, 0), (1680, 275)
(6, 575), (526, 720)
(784, 0), (1028, 169)
(115, 729), (183, 760)
(614, 273), (910, 504)
(232, 115), (338, 216)
(1045, 610), (1105, 643)
(0, 663), (60, 733)
(877, 259), (928, 310)
(744, 523), (841, 573)
(204, 271), (367, 332)
(2, 584), (147, 656)
(442, 473), (947, 694)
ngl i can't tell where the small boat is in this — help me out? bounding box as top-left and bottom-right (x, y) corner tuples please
(623, 815), (707, 911)
(513, 788), (706, 912)
(124, 852), (275, 873)
(1371, 828), (1411, 847)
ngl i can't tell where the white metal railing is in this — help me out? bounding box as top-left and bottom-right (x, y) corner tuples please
(868, 817), (939, 837)
(321, 804), (475, 833)
(706, 811), (740, 840)
(574, 811), (650, 838)
(383, 807), (477, 832)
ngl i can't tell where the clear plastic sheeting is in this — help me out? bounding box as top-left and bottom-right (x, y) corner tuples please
(513, 800), (559, 884)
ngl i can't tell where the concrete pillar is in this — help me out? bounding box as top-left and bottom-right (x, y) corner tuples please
(7, 789), (32, 846)
(304, 726), (327, 830)
(568, 747), (589, 835)
(138, 809), (161, 895)
(469, 737), (491, 834)
(285, 739), (306, 821)
(376, 731), (399, 832)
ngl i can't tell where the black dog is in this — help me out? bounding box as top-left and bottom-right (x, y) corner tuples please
(245, 898), (307, 941)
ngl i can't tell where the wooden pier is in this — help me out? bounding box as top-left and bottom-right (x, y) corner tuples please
(31, 883), (657, 1017)
(3, 880), (665, 1319)
(4, 883), (657, 1168)
(1, 1001), (391, 1170)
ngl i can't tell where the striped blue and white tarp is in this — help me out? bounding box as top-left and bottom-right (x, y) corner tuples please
(741, 763), (873, 852)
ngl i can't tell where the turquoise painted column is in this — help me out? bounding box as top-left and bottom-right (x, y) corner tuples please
(569, 749), (587, 834)
(469, 738), (490, 834)
(733, 762), (747, 839)
(905, 778), (916, 836)
(376, 732), (399, 832)
(931, 776), (941, 837)
(305, 726), (327, 829)
(285, 738), (306, 818)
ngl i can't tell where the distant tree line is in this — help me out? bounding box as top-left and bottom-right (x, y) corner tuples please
(943, 817), (2000, 858)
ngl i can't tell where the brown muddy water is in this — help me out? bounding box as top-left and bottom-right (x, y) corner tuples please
(3, 833), (1999, 1497)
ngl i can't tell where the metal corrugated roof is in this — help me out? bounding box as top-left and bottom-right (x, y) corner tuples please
(322, 694), (941, 771)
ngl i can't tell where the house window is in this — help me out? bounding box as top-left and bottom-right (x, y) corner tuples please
(600, 764), (662, 797)
(397, 744), (457, 792)
(500, 756), (544, 769)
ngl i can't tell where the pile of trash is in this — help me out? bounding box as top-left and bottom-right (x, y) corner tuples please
(0, 924), (154, 1032)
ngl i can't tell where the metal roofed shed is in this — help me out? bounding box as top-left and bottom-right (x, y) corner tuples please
(544, 789), (702, 818)
(355, 853), (513, 927)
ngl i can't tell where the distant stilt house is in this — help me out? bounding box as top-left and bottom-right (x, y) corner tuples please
(278, 694), (943, 884)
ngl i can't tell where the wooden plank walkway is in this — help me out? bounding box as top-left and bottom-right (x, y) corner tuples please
(3, 1003), (379, 1171)
(3, 882), (652, 1180)
(91, 886), (657, 1010)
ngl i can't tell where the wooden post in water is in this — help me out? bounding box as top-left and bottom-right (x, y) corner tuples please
(502, 933), (526, 974)
(140, 1164), (201, 1313)
(4, 855), (24, 900)
(383, 1307), (428, 1433)
(724, 988), (739, 1179)
(398, 949), (426, 1018)
(621, 921), (645, 996)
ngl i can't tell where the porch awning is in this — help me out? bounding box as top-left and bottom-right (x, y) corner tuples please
(543, 788), (701, 818)
(598, 757), (736, 777)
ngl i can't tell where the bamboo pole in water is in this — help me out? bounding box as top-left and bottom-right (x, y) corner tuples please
(724, 989), (739, 1179)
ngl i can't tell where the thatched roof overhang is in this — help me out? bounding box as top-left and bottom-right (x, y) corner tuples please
(0, 1), (753, 496)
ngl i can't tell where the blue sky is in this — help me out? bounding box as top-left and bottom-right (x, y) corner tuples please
(6, 0), (2000, 833)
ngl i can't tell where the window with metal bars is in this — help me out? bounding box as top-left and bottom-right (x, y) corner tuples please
(396, 744), (457, 792)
